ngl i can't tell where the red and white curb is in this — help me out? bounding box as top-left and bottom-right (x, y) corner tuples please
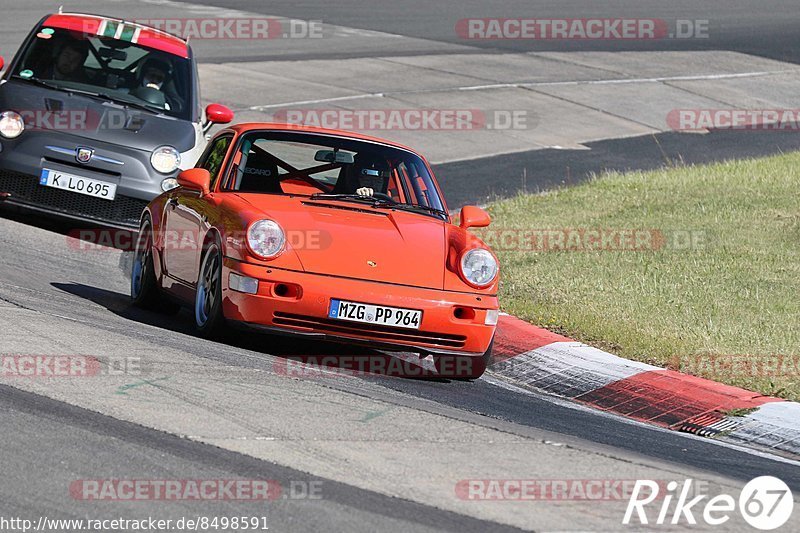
(490, 314), (800, 457)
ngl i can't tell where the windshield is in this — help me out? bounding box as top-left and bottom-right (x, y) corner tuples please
(222, 131), (447, 218)
(12, 24), (192, 120)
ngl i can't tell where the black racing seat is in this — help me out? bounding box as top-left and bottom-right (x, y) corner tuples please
(332, 166), (356, 194)
(333, 153), (390, 194)
(238, 150), (282, 193)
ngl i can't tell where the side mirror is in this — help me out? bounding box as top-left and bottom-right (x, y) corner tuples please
(206, 103), (234, 125)
(0, 56), (4, 71)
(177, 168), (211, 196)
(459, 205), (491, 229)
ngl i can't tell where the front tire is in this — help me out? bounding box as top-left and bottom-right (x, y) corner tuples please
(194, 237), (226, 338)
(434, 338), (494, 380)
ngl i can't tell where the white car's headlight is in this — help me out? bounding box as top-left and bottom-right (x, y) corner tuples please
(0, 111), (24, 139)
(460, 249), (498, 287)
(150, 145), (181, 174)
(247, 219), (285, 259)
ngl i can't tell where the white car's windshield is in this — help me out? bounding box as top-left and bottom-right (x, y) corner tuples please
(13, 25), (192, 120)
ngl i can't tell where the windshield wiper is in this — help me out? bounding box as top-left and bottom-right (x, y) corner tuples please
(373, 202), (448, 218)
(14, 75), (110, 100)
(12, 75), (63, 91)
(310, 193), (447, 217)
(74, 89), (165, 115)
(309, 193), (379, 204)
(101, 95), (165, 115)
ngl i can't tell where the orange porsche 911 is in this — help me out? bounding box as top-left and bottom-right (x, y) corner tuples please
(131, 123), (499, 378)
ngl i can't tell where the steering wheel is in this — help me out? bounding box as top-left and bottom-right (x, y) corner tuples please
(164, 93), (184, 114)
(371, 192), (394, 202)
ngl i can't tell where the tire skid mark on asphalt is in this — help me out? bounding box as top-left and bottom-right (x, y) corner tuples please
(0, 280), (99, 300)
(195, 372), (402, 427)
(0, 307), (93, 359)
(0, 293), (33, 311)
(115, 377), (172, 395)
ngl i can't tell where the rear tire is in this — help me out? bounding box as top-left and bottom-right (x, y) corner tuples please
(194, 237), (226, 338)
(434, 338), (493, 380)
(130, 217), (180, 314)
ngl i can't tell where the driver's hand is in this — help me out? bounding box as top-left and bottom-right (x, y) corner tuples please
(356, 187), (374, 197)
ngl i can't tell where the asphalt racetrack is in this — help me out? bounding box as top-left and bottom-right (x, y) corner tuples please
(1, 1), (799, 531)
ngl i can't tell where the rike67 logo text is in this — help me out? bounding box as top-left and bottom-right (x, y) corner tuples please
(624, 477), (794, 530)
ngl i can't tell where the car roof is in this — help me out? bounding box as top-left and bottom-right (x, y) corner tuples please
(42, 13), (190, 59)
(225, 123), (422, 155)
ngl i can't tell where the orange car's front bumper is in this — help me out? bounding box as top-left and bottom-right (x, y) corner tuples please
(221, 258), (498, 356)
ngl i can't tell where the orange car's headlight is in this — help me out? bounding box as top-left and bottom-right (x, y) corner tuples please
(459, 248), (498, 288)
(246, 219), (285, 259)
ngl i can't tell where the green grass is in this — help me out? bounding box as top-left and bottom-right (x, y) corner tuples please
(480, 153), (800, 400)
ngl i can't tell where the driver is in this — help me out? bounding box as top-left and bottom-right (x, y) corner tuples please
(350, 154), (391, 197)
(44, 38), (90, 82)
(140, 57), (168, 89)
(136, 55), (182, 111)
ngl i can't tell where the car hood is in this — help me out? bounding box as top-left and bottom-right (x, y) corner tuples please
(0, 79), (195, 152)
(236, 194), (448, 290)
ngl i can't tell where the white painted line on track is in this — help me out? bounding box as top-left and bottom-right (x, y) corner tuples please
(246, 69), (796, 111)
(250, 93), (385, 111)
(459, 70), (797, 90)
